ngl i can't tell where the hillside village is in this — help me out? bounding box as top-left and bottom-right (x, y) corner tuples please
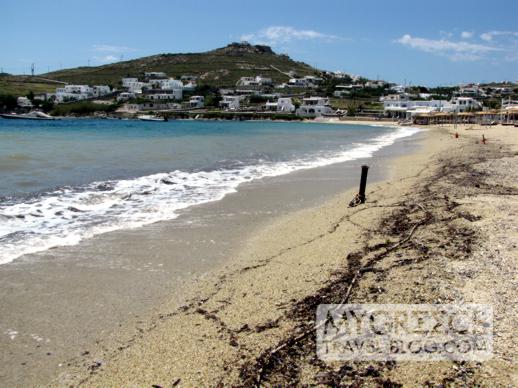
(1, 43), (517, 124)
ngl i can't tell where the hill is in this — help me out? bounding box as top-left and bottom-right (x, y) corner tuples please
(0, 74), (65, 96)
(1, 43), (320, 96)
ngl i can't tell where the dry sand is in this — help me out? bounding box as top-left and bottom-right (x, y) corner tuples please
(51, 124), (517, 387)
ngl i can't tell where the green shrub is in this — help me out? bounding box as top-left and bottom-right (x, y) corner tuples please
(51, 101), (118, 116)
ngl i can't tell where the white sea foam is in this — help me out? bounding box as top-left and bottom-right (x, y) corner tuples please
(0, 126), (421, 264)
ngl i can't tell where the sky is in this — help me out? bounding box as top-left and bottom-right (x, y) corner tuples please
(2, 0), (517, 86)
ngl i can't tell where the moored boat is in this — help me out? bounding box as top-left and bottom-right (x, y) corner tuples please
(138, 114), (167, 122)
(0, 111), (57, 120)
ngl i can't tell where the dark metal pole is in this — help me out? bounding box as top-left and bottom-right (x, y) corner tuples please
(359, 165), (369, 203)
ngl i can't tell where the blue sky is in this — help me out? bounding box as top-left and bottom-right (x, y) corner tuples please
(2, 0), (517, 85)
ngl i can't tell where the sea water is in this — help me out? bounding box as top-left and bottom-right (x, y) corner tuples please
(0, 119), (420, 264)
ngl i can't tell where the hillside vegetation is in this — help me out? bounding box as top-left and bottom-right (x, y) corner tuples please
(37, 43), (318, 89)
(0, 75), (62, 96)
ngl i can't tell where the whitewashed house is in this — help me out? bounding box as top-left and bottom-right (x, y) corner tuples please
(117, 92), (136, 102)
(288, 78), (308, 87)
(148, 92), (182, 101)
(236, 76), (273, 87)
(220, 95), (241, 110)
(122, 77), (138, 88)
(189, 95), (204, 108)
(122, 78), (147, 93)
(236, 77), (258, 87)
(17, 96), (33, 108)
(450, 97), (482, 112)
(92, 85), (111, 97)
(334, 85), (352, 98)
(265, 97), (295, 113)
(55, 85), (93, 102)
(182, 81), (197, 91)
(296, 97), (335, 117)
(256, 76), (273, 85)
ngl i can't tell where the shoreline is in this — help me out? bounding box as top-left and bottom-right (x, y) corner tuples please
(52, 124), (517, 386)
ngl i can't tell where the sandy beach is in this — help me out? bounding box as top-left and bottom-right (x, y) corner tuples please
(37, 123), (516, 387)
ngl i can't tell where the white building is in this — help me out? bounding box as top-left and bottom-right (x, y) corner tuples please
(236, 77), (258, 87)
(288, 78), (309, 87)
(236, 76), (273, 87)
(92, 85), (111, 97)
(144, 71), (167, 78)
(296, 97), (335, 117)
(17, 96), (33, 108)
(379, 94), (409, 102)
(189, 95), (204, 108)
(117, 92), (136, 102)
(390, 84), (406, 94)
(182, 81), (197, 91)
(384, 97), (482, 117)
(122, 77), (138, 87)
(450, 97), (482, 112)
(125, 102), (180, 111)
(122, 78), (147, 93)
(365, 80), (385, 88)
(148, 92), (182, 101)
(265, 97), (295, 113)
(55, 85), (93, 102)
(220, 95), (241, 110)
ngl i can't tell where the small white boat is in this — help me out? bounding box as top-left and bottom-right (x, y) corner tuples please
(138, 114), (167, 122)
(0, 111), (57, 120)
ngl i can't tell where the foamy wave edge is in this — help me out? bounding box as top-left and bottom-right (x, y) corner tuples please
(0, 126), (422, 264)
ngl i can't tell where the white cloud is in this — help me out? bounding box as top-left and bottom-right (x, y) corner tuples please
(240, 26), (342, 46)
(480, 30), (518, 42)
(461, 31), (473, 39)
(93, 55), (118, 64)
(396, 34), (501, 61)
(92, 44), (136, 53)
(480, 32), (493, 42)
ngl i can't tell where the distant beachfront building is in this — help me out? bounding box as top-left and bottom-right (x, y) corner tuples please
(55, 85), (111, 102)
(383, 97), (482, 118)
(450, 97), (483, 112)
(55, 85), (93, 102)
(220, 95), (241, 110)
(147, 91), (182, 101)
(125, 102), (181, 111)
(265, 97), (295, 113)
(296, 97), (334, 117)
(17, 96), (33, 108)
(189, 95), (204, 108)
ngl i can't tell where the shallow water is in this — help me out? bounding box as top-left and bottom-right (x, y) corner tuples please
(0, 119), (420, 263)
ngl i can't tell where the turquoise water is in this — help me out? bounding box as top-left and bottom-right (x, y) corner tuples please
(0, 118), (420, 263)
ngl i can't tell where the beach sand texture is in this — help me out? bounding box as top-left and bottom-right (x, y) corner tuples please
(49, 124), (517, 387)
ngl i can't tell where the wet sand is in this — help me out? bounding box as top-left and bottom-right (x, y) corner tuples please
(0, 130), (423, 386)
(52, 124), (517, 387)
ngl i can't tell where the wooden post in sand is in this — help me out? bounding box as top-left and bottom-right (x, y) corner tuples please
(359, 165), (369, 204)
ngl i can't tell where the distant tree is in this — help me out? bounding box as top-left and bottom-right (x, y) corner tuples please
(248, 95), (269, 104)
(26, 90), (35, 101)
(205, 92), (222, 107)
(0, 94), (17, 112)
(40, 100), (55, 113)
